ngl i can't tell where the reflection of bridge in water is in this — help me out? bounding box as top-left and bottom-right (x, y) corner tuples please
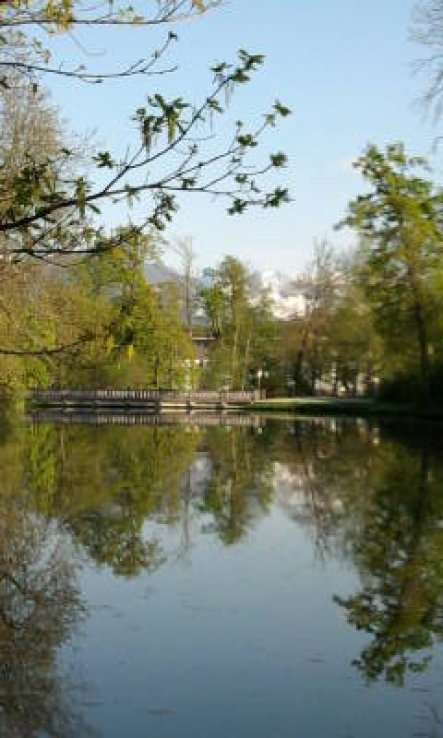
(28, 410), (263, 428)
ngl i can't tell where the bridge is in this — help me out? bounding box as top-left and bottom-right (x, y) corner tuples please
(29, 388), (261, 411)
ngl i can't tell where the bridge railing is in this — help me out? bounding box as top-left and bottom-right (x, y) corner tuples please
(29, 388), (262, 405)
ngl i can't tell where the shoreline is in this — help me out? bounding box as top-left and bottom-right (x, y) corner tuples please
(247, 397), (443, 421)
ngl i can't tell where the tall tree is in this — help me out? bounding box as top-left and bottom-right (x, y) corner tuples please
(340, 143), (443, 404)
(285, 240), (341, 394)
(69, 228), (194, 389)
(201, 256), (276, 390)
(171, 236), (198, 332)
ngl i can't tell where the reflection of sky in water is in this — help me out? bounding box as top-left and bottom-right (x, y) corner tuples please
(1, 417), (442, 737)
(52, 422), (443, 738)
(73, 507), (442, 738)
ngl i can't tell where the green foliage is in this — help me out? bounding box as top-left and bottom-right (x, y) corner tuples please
(20, 421), (275, 570)
(0, 5), (291, 262)
(200, 426), (274, 544)
(273, 241), (380, 397)
(200, 256), (277, 390)
(0, 223), (195, 391)
(334, 438), (443, 685)
(340, 143), (443, 402)
(0, 0), (290, 373)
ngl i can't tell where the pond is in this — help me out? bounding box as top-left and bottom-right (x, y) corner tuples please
(1, 414), (443, 737)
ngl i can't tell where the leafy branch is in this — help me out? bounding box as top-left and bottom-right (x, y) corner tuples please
(0, 49), (291, 256)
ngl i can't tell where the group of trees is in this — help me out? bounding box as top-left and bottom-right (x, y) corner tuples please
(341, 143), (443, 404)
(199, 256), (276, 390)
(4, 127), (443, 405)
(198, 1), (443, 405)
(272, 142), (443, 406)
(0, 223), (198, 391)
(0, 0), (291, 394)
(2, 0), (443, 405)
(275, 241), (378, 397)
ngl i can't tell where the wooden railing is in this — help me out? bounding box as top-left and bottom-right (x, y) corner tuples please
(29, 388), (261, 407)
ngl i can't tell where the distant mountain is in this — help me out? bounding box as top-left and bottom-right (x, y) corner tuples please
(144, 261), (305, 321)
(144, 261), (180, 284)
(250, 269), (306, 319)
(144, 259), (208, 328)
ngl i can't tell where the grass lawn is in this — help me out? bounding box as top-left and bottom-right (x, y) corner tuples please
(248, 396), (437, 418)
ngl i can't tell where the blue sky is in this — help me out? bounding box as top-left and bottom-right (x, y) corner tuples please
(47, 0), (439, 273)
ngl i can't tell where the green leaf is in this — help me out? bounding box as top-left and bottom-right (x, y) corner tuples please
(274, 100), (292, 117)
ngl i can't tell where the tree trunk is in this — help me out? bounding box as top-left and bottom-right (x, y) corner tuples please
(407, 264), (432, 409)
(413, 298), (431, 409)
(293, 325), (310, 393)
(154, 355), (160, 389)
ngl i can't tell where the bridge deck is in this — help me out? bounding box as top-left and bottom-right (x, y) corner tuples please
(29, 389), (261, 409)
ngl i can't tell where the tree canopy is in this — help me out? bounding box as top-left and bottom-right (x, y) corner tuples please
(339, 142), (443, 404)
(0, 0), (291, 264)
(0, 0), (292, 373)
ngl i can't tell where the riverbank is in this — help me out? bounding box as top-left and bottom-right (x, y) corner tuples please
(249, 397), (443, 420)
(16, 391), (443, 421)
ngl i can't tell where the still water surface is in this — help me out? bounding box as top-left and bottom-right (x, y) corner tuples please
(1, 414), (443, 737)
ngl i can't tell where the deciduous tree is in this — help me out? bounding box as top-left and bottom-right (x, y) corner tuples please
(339, 143), (443, 404)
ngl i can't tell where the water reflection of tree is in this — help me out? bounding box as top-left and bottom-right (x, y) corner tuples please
(271, 418), (377, 558)
(334, 437), (443, 686)
(253, 418), (443, 685)
(198, 427), (274, 544)
(270, 418), (443, 686)
(25, 421), (276, 569)
(0, 426), (92, 737)
(26, 423), (200, 577)
(18, 413), (443, 690)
